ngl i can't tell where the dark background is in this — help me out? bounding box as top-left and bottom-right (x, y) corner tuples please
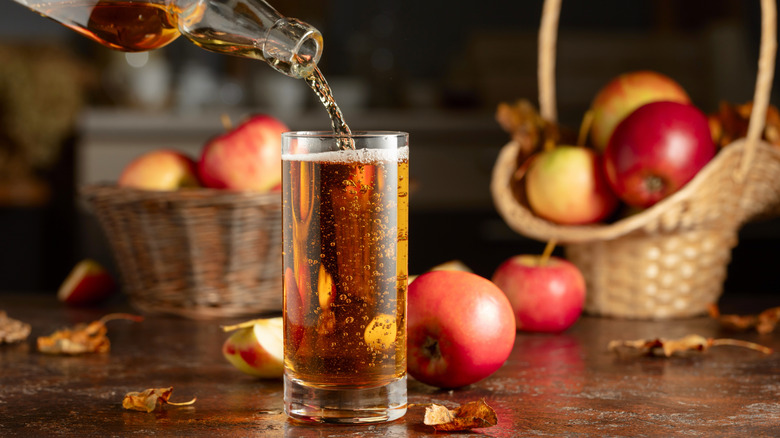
(0, 0), (776, 303)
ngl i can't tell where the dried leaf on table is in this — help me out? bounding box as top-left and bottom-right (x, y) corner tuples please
(0, 311), (31, 344)
(37, 313), (143, 355)
(709, 304), (780, 334)
(423, 399), (498, 432)
(608, 334), (773, 357)
(122, 387), (196, 413)
(708, 100), (780, 148)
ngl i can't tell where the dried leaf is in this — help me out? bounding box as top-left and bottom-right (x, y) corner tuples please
(757, 307), (780, 334)
(496, 99), (573, 163)
(608, 334), (772, 357)
(709, 304), (780, 335)
(423, 399), (498, 432)
(496, 99), (576, 207)
(0, 311), (31, 344)
(37, 313), (142, 355)
(708, 100), (780, 148)
(122, 387), (196, 413)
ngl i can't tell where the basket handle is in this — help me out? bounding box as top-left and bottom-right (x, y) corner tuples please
(538, 0), (777, 181)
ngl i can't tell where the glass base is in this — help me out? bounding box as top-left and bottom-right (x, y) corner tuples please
(284, 373), (407, 424)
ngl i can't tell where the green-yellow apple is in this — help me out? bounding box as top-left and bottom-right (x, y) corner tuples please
(57, 259), (117, 306)
(525, 146), (618, 225)
(589, 70), (690, 151)
(407, 270), (516, 389)
(118, 150), (201, 190)
(198, 114), (288, 192)
(492, 255), (585, 333)
(222, 317), (284, 378)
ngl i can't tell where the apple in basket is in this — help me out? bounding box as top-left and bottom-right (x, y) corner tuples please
(492, 253), (585, 333)
(198, 114), (288, 192)
(524, 145), (618, 225)
(604, 101), (717, 208)
(118, 150), (201, 190)
(589, 70), (690, 151)
(407, 270), (516, 389)
(222, 317), (284, 378)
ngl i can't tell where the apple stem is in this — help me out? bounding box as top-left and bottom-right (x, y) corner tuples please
(98, 313), (144, 325)
(543, 138), (556, 152)
(220, 113), (233, 131)
(539, 239), (557, 266)
(577, 110), (594, 147)
(711, 338), (773, 355)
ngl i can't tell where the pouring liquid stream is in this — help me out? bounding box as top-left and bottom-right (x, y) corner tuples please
(305, 67), (354, 150)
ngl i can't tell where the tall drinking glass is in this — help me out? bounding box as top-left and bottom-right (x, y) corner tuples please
(282, 131), (409, 423)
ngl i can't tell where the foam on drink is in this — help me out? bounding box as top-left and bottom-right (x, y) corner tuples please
(282, 145), (409, 164)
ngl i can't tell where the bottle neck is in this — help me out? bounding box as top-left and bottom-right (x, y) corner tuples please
(171, 0), (322, 79)
(262, 17), (323, 79)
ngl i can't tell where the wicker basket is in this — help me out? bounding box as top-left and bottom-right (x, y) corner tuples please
(82, 184), (282, 319)
(491, 0), (780, 319)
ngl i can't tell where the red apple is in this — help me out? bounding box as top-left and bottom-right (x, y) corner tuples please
(118, 150), (201, 190)
(525, 146), (618, 225)
(407, 270), (516, 389)
(198, 114), (288, 192)
(491, 255), (585, 333)
(222, 317), (284, 378)
(590, 70), (690, 150)
(408, 259), (473, 285)
(57, 259), (117, 306)
(604, 101), (716, 208)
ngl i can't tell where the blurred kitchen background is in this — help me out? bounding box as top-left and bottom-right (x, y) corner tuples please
(0, 0), (776, 302)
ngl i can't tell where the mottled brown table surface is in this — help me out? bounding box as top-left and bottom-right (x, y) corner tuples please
(1, 292), (779, 437)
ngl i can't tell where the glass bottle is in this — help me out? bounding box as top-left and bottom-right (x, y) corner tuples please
(13, 0), (323, 79)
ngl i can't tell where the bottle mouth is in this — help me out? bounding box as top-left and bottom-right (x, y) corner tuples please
(263, 18), (323, 79)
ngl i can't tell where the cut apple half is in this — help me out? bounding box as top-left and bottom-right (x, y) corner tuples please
(222, 317), (284, 378)
(57, 259), (117, 306)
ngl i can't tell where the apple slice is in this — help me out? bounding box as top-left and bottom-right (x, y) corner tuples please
(57, 259), (117, 306)
(222, 317), (284, 378)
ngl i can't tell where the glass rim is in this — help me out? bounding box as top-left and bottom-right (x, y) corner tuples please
(282, 130), (408, 139)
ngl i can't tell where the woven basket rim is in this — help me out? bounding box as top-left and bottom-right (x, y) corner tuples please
(80, 183), (281, 208)
(492, 137), (780, 243)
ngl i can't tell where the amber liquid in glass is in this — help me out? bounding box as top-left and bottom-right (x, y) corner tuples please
(283, 149), (409, 388)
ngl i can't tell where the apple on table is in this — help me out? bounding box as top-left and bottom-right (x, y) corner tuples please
(57, 259), (117, 306)
(198, 114), (288, 192)
(407, 270), (516, 389)
(492, 251), (586, 334)
(118, 150), (201, 190)
(222, 317), (284, 378)
(589, 70), (690, 151)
